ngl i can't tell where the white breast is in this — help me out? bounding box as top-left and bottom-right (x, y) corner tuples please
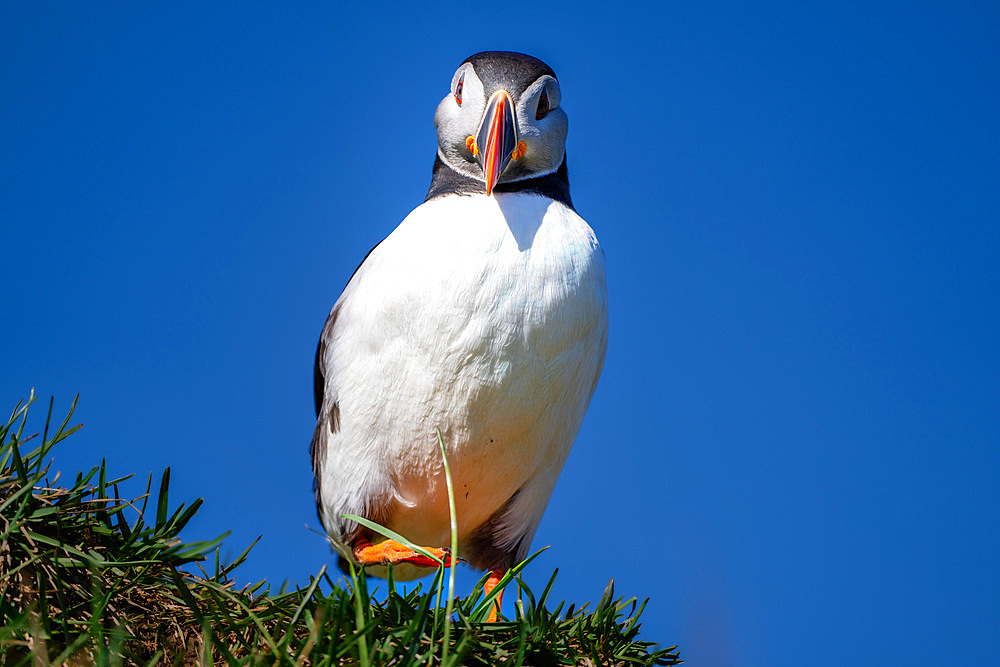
(317, 192), (608, 566)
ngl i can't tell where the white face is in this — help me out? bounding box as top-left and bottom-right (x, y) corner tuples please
(434, 61), (569, 185)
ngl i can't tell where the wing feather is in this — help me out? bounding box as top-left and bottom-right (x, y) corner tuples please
(310, 239), (385, 542)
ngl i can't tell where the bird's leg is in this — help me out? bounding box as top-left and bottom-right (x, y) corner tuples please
(483, 569), (507, 622)
(352, 535), (453, 569)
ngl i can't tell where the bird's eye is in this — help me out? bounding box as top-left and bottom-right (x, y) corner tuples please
(455, 74), (464, 106)
(535, 90), (550, 120)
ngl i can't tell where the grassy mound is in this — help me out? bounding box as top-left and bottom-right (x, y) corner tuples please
(0, 393), (680, 665)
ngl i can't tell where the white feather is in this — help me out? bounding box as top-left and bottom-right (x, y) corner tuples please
(317, 191), (608, 576)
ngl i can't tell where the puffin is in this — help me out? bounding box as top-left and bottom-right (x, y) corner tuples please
(310, 51), (608, 620)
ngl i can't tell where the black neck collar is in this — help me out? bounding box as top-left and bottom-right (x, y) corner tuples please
(425, 155), (574, 210)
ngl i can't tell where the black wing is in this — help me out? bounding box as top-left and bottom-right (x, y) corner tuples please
(313, 314), (332, 417)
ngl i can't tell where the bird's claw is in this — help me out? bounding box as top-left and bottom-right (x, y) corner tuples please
(353, 537), (457, 569)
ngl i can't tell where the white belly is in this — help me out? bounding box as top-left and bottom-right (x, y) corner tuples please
(317, 192), (608, 563)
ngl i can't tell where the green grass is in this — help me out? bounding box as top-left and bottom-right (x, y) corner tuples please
(0, 392), (681, 665)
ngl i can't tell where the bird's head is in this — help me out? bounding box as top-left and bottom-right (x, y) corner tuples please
(434, 51), (568, 196)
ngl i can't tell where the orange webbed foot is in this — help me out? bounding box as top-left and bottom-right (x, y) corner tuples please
(483, 569), (506, 622)
(352, 536), (454, 569)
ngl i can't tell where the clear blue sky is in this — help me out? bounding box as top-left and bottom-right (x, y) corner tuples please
(3, 2), (998, 665)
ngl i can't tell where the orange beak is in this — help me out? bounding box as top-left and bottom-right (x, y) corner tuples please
(474, 90), (518, 196)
